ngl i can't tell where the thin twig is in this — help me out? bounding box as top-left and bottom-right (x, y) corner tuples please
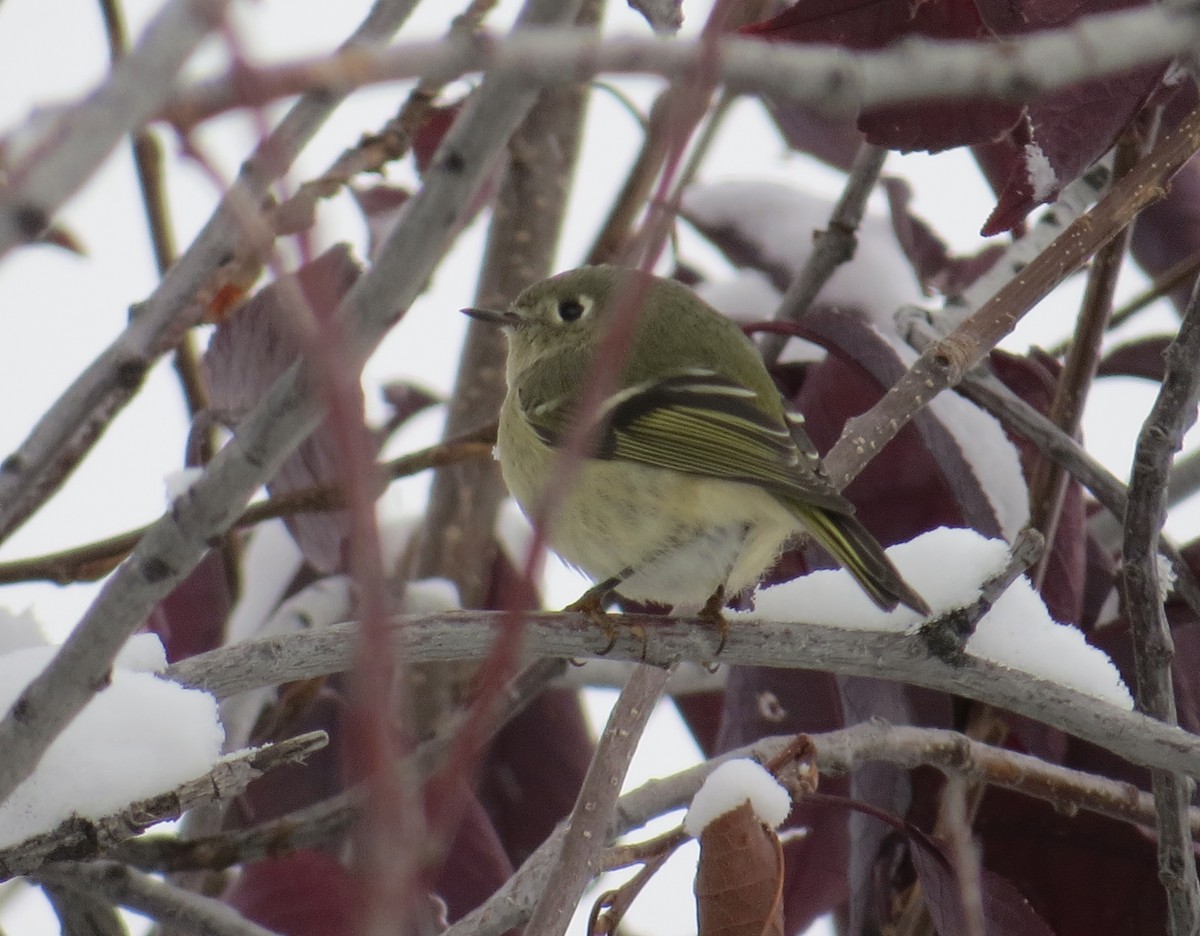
(1048, 247), (1200, 359)
(0, 433), (492, 586)
(524, 663), (673, 936)
(0, 0), (420, 544)
(1122, 273), (1200, 936)
(954, 370), (1200, 620)
(35, 862), (277, 936)
(1029, 130), (1148, 586)
(759, 142), (888, 367)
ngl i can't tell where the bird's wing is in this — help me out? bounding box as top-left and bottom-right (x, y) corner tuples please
(517, 366), (852, 514)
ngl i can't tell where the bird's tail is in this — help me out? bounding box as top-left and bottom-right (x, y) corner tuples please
(788, 503), (930, 616)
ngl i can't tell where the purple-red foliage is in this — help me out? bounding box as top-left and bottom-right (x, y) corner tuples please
(742, 0), (1172, 234)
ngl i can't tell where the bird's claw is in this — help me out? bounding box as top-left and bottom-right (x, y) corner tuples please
(699, 586), (730, 655)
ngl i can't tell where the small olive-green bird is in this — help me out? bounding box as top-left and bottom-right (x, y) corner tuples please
(464, 266), (929, 626)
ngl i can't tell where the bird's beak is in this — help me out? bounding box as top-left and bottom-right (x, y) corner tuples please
(462, 306), (521, 328)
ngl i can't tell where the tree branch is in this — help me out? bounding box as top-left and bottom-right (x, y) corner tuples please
(0, 732), (327, 882)
(35, 862), (278, 936)
(759, 142), (888, 367)
(166, 607), (1200, 778)
(0, 0), (229, 260)
(0, 0), (578, 809)
(1122, 273), (1200, 936)
(525, 663), (672, 936)
(163, 8), (1200, 127)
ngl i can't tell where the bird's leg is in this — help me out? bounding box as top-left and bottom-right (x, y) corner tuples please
(564, 575), (626, 655)
(699, 585), (730, 654)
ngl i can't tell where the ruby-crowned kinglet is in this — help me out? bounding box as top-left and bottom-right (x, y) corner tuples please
(464, 266), (929, 627)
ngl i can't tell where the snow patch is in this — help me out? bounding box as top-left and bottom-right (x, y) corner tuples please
(684, 758), (791, 836)
(683, 180), (924, 320)
(1024, 142), (1057, 201)
(0, 634), (223, 848)
(745, 527), (1132, 708)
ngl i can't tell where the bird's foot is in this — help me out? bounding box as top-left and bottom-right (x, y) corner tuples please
(564, 579), (645, 657)
(699, 586), (730, 655)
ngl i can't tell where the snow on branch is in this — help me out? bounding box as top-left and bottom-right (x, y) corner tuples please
(0, 731), (327, 881)
(167, 529), (1200, 780)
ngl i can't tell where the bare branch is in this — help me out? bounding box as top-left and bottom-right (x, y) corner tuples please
(35, 862), (278, 936)
(166, 607), (1200, 778)
(0, 0), (421, 544)
(525, 664), (672, 936)
(953, 370), (1200, 619)
(759, 142), (888, 367)
(0, 0), (577, 809)
(1029, 129), (1149, 587)
(0, 432), (493, 586)
(164, 9), (1200, 126)
(0, 0), (228, 260)
(1122, 273), (1200, 936)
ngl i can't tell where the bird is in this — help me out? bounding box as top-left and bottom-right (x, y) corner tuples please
(463, 265), (929, 646)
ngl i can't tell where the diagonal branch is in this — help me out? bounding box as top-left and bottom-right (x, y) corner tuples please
(825, 103), (1200, 489)
(0, 0), (579, 809)
(759, 142), (889, 367)
(0, 732), (327, 881)
(0, 0), (229, 260)
(0, 0), (421, 544)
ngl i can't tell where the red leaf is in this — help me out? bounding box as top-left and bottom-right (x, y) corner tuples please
(883, 177), (1004, 296)
(225, 851), (361, 936)
(1097, 335), (1171, 381)
(434, 792), (515, 922)
(975, 789), (1166, 935)
(144, 551), (231, 662)
(477, 688), (592, 866)
(694, 802), (786, 936)
(203, 246), (365, 573)
(742, 0), (1022, 154)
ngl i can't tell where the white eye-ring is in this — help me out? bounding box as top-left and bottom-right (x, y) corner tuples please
(556, 294), (591, 323)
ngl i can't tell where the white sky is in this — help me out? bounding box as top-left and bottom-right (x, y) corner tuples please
(0, 0), (1195, 933)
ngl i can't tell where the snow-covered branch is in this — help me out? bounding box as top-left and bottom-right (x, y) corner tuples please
(0, 731), (326, 881)
(167, 604), (1200, 779)
(163, 8), (1200, 128)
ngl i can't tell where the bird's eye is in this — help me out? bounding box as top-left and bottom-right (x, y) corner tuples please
(557, 298), (585, 322)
